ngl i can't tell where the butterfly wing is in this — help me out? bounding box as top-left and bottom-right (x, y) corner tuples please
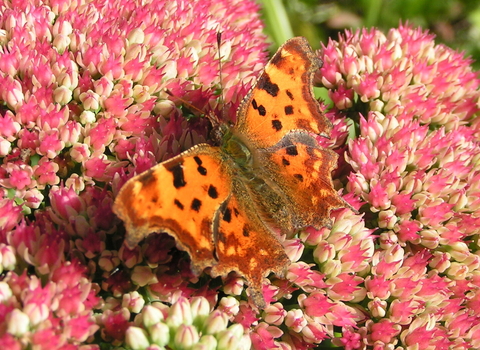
(260, 131), (348, 231)
(114, 143), (290, 304)
(113, 144), (231, 274)
(211, 189), (290, 308)
(233, 37), (330, 149)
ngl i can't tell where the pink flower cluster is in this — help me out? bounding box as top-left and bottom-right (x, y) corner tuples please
(316, 26), (480, 349)
(1, 0), (480, 349)
(0, 0), (269, 348)
(0, 265), (99, 350)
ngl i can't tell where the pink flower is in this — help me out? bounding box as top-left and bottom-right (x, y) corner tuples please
(335, 327), (362, 350)
(301, 321), (328, 343)
(419, 202), (455, 228)
(263, 303), (287, 326)
(59, 120), (81, 146)
(33, 159), (60, 188)
(37, 130), (64, 159)
(396, 219), (421, 243)
(328, 273), (364, 301)
(0, 112), (20, 141)
(3, 0), (480, 346)
(285, 309), (307, 332)
(0, 334), (22, 350)
(33, 231), (66, 274)
(100, 309), (131, 342)
(31, 329), (62, 350)
(328, 304), (359, 327)
(233, 303), (260, 329)
(65, 314), (99, 342)
(299, 292), (332, 318)
(391, 277), (422, 300)
(49, 185), (85, 221)
(5, 164), (33, 190)
(85, 117), (116, 154)
(0, 199), (22, 237)
(403, 324), (451, 349)
(0, 271), (98, 348)
(83, 157), (112, 181)
(17, 129), (39, 151)
(287, 262), (326, 289)
(365, 276), (390, 299)
(369, 319), (400, 344)
(389, 299), (423, 324)
(251, 323), (283, 350)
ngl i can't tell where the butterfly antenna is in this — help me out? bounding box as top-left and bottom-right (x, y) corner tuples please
(164, 89), (206, 116)
(163, 32), (225, 131)
(216, 31), (225, 110)
(199, 31), (228, 130)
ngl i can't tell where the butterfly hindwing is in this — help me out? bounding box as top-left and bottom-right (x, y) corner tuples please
(211, 193), (290, 308)
(261, 131), (348, 231)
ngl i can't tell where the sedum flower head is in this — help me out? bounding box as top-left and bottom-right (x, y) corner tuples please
(315, 25), (480, 350)
(0, 268), (99, 349)
(0, 0), (267, 348)
(125, 296), (250, 350)
(0, 0), (267, 219)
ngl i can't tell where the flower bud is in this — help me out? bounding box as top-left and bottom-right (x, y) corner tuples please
(167, 297), (193, 328)
(149, 322), (169, 346)
(203, 310), (229, 335)
(7, 309), (30, 336)
(173, 324), (199, 349)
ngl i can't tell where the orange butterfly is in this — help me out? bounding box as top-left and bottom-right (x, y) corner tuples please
(113, 37), (347, 307)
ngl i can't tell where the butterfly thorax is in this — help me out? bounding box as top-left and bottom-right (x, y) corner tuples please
(218, 124), (294, 230)
(219, 125), (254, 171)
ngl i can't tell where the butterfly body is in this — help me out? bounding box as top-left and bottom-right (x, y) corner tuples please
(113, 37), (347, 307)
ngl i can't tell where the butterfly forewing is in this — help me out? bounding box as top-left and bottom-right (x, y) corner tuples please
(113, 144), (231, 274)
(234, 37), (331, 149)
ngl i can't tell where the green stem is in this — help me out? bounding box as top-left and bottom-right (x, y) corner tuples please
(259, 0), (294, 47)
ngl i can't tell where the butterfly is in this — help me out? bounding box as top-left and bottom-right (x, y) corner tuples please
(113, 37), (347, 308)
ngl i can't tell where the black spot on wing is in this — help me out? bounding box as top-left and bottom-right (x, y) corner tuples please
(222, 207), (231, 223)
(286, 90), (294, 100)
(252, 99), (266, 116)
(285, 105), (294, 115)
(165, 163), (186, 188)
(208, 185), (218, 199)
(191, 198), (202, 212)
(294, 174), (304, 182)
(242, 225), (250, 237)
(272, 120), (282, 131)
(233, 207), (240, 217)
(282, 157), (290, 166)
(286, 145), (298, 156)
(257, 75), (279, 97)
(193, 156), (207, 176)
(174, 199), (184, 210)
